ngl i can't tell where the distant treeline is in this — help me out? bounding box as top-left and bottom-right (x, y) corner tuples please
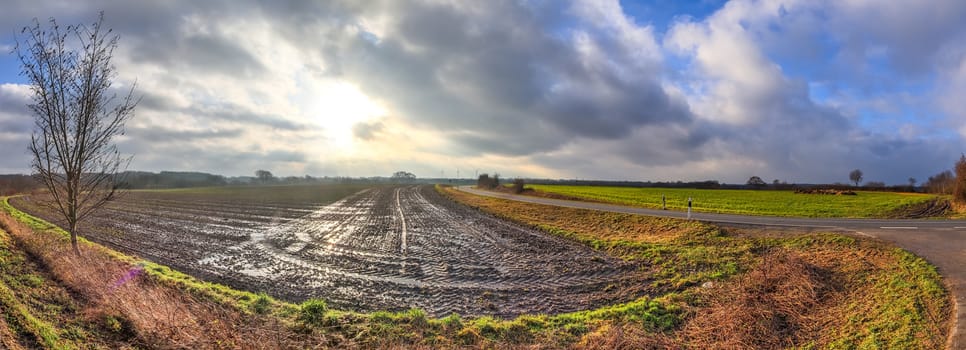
(0, 171), (941, 195)
(117, 171), (440, 189)
(0, 175), (36, 196)
(521, 178), (923, 193)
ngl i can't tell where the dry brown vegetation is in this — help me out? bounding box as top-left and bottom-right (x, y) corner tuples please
(442, 186), (950, 348)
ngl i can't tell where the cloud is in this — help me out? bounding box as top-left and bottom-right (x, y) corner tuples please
(0, 83), (32, 133)
(0, 0), (963, 183)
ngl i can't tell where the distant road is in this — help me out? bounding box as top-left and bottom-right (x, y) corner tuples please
(458, 186), (966, 349)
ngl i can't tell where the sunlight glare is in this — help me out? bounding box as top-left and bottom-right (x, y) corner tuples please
(304, 82), (387, 152)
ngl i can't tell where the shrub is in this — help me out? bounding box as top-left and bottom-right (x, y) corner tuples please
(250, 292), (272, 314)
(298, 298), (329, 326)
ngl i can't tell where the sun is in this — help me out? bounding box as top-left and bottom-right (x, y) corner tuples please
(302, 81), (386, 151)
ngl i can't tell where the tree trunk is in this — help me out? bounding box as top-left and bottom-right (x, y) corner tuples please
(69, 222), (80, 255)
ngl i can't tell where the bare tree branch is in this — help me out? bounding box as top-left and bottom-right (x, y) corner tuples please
(17, 12), (138, 255)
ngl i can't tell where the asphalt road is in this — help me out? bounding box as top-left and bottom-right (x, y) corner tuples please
(458, 186), (966, 349)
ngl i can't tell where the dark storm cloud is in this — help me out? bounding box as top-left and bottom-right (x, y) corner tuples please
(0, 0), (708, 172)
(308, 0), (700, 156)
(129, 33), (266, 78)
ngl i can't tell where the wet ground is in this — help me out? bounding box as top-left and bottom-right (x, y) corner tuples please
(13, 185), (645, 317)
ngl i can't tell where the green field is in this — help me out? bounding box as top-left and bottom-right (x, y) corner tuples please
(528, 185), (941, 218)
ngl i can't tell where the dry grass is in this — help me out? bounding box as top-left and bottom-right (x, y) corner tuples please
(682, 250), (830, 348)
(0, 207), (325, 349)
(574, 323), (677, 350)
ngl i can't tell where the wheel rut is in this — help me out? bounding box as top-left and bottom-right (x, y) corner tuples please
(13, 185), (645, 318)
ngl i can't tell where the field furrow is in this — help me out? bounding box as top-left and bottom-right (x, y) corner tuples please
(12, 185), (644, 317)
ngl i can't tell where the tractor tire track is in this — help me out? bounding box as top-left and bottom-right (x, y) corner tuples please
(13, 185), (645, 318)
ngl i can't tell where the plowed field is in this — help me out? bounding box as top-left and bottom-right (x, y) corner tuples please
(12, 185), (645, 317)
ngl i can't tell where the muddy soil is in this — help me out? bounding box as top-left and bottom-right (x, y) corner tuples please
(885, 197), (951, 218)
(12, 185), (646, 317)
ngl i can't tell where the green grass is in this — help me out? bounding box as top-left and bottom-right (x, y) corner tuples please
(828, 248), (950, 348)
(529, 185), (939, 218)
(0, 229), (66, 349)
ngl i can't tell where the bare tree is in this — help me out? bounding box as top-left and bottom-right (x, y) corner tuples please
(849, 169), (863, 187)
(925, 170), (954, 194)
(17, 14), (138, 255)
(955, 154), (966, 203)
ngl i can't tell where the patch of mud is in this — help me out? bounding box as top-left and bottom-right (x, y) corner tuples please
(13, 186), (646, 318)
(886, 198), (950, 219)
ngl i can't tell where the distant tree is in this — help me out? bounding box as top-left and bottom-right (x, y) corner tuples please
(391, 171), (416, 182)
(849, 169), (863, 187)
(925, 170), (955, 194)
(18, 14), (138, 255)
(255, 170), (275, 183)
(908, 177), (917, 188)
(955, 154), (966, 203)
(746, 176), (766, 188)
(477, 173), (501, 189)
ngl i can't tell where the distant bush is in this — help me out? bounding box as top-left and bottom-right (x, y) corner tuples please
(513, 179), (525, 194)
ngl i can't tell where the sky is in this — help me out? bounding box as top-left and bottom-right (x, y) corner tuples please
(0, 0), (965, 185)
